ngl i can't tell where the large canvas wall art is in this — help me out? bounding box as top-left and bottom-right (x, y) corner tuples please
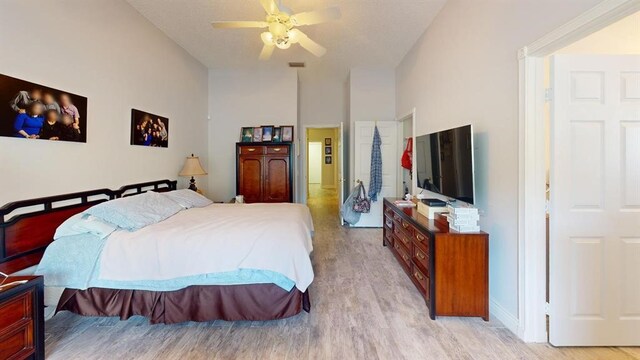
(130, 109), (169, 148)
(0, 73), (87, 143)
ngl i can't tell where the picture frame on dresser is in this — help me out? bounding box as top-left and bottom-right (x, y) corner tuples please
(241, 127), (253, 142)
(252, 127), (263, 142)
(281, 126), (293, 142)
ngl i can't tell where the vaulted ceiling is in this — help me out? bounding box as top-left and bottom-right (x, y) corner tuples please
(127, 0), (447, 70)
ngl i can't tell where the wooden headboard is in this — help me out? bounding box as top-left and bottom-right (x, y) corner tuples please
(0, 179), (177, 274)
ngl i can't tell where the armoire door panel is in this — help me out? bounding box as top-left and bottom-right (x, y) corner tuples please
(238, 156), (263, 203)
(264, 156), (290, 202)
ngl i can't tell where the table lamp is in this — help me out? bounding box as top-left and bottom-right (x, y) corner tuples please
(179, 154), (207, 191)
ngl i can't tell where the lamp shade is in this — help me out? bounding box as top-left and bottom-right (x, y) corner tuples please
(179, 154), (207, 177)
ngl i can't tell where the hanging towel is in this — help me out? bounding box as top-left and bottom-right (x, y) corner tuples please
(369, 125), (383, 202)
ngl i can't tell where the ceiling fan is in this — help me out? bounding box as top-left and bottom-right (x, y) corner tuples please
(211, 0), (341, 61)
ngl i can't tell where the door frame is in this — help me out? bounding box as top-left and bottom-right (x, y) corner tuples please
(301, 124), (342, 205)
(396, 108), (417, 197)
(517, 0), (640, 342)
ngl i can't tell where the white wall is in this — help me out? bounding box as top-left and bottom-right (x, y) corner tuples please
(395, 0), (603, 331)
(0, 0), (209, 206)
(349, 68), (396, 190)
(208, 69), (298, 201)
(297, 67), (350, 203)
(557, 11), (640, 54)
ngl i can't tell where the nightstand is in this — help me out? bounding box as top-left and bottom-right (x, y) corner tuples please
(0, 276), (44, 360)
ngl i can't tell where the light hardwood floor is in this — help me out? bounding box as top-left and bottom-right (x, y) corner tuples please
(44, 187), (640, 359)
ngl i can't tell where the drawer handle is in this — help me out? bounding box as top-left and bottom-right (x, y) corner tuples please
(272, 148), (281, 152)
(402, 254), (409, 261)
(402, 222), (409, 229)
(248, 148), (256, 152)
(414, 272), (424, 281)
(401, 236), (409, 244)
(416, 252), (426, 260)
(416, 234), (425, 242)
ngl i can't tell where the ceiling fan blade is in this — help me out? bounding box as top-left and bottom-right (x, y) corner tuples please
(260, 0), (279, 14)
(290, 7), (341, 26)
(259, 44), (275, 60)
(211, 21), (268, 29)
(293, 30), (326, 57)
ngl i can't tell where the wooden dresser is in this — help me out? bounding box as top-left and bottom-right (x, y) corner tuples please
(0, 276), (44, 360)
(383, 198), (489, 321)
(236, 143), (294, 203)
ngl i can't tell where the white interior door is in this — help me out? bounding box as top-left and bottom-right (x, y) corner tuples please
(549, 54), (640, 346)
(353, 121), (398, 227)
(308, 142), (322, 184)
(339, 122), (346, 225)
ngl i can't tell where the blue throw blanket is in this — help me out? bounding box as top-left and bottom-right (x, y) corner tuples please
(369, 125), (382, 201)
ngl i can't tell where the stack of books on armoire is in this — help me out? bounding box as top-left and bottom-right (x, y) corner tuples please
(446, 204), (480, 233)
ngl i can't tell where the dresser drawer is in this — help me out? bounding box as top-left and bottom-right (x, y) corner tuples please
(398, 219), (413, 235)
(393, 241), (411, 270)
(239, 146), (265, 155)
(413, 231), (430, 253)
(413, 246), (429, 274)
(384, 206), (394, 217)
(266, 146), (289, 155)
(0, 290), (32, 329)
(393, 226), (412, 252)
(412, 263), (429, 297)
(384, 228), (394, 247)
(384, 215), (394, 230)
(0, 320), (34, 360)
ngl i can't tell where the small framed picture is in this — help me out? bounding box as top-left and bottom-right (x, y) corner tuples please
(325, 138), (331, 146)
(325, 156), (332, 164)
(253, 127), (263, 142)
(282, 126), (293, 142)
(272, 127), (282, 142)
(325, 146), (332, 155)
(262, 126), (274, 142)
(241, 127), (253, 142)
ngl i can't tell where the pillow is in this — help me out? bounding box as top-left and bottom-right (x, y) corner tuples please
(84, 191), (183, 230)
(162, 189), (213, 209)
(54, 213), (119, 239)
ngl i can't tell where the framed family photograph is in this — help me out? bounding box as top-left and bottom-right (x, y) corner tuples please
(0, 73), (87, 143)
(253, 127), (263, 142)
(130, 109), (169, 148)
(241, 127), (253, 142)
(272, 127), (282, 142)
(325, 138), (331, 146)
(325, 146), (332, 155)
(262, 126), (274, 142)
(325, 156), (332, 164)
(282, 126), (293, 142)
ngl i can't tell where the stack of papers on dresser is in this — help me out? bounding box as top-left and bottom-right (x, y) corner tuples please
(446, 204), (480, 233)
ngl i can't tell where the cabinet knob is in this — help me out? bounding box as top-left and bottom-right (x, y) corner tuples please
(414, 272), (424, 281)
(248, 148), (256, 152)
(416, 252), (426, 260)
(273, 148), (281, 152)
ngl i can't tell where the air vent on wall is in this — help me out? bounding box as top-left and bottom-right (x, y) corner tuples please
(288, 62), (306, 68)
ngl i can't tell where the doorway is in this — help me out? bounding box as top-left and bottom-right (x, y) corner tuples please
(518, 2), (640, 345)
(305, 127), (341, 212)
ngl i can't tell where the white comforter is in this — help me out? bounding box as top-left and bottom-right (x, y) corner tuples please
(98, 203), (315, 292)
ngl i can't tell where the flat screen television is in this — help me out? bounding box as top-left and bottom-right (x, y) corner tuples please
(415, 125), (475, 204)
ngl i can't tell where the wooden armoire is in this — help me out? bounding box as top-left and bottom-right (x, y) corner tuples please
(236, 143), (294, 203)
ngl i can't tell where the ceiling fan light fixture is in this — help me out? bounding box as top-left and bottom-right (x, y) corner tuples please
(275, 38), (291, 49)
(269, 22), (287, 37)
(261, 32), (274, 45)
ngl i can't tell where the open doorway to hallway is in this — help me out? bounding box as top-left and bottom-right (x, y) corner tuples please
(306, 127), (340, 213)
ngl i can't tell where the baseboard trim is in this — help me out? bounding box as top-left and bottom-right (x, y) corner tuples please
(489, 297), (521, 337)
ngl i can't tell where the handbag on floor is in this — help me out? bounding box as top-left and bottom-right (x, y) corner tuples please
(352, 182), (371, 213)
(341, 185), (362, 225)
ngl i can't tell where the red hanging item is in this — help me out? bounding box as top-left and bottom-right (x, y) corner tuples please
(401, 137), (412, 170)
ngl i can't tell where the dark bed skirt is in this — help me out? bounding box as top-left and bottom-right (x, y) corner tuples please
(56, 284), (311, 324)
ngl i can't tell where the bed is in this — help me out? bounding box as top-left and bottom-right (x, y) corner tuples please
(0, 180), (314, 324)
